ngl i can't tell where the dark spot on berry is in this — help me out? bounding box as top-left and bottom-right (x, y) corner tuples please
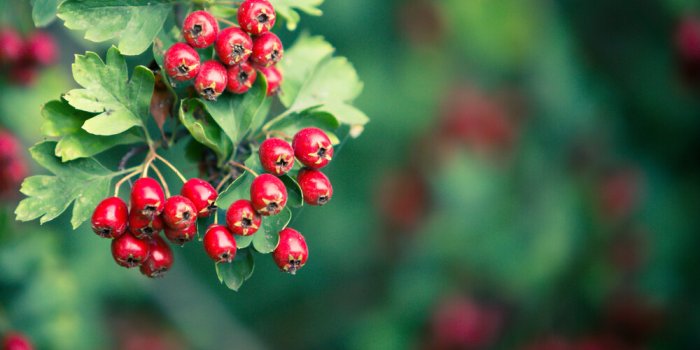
(271, 50), (280, 62)
(203, 87), (217, 100)
(206, 203), (218, 214)
(220, 252), (231, 262)
(276, 158), (289, 168)
(241, 217), (252, 228)
(317, 147), (327, 158)
(191, 24), (203, 36)
(232, 44), (245, 59)
(257, 13), (269, 24)
(238, 71), (249, 84)
(182, 211), (191, 221)
(143, 227), (154, 236)
(177, 64), (190, 74)
(100, 227), (112, 237)
(126, 256), (139, 266)
(318, 196), (328, 205)
(287, 259), (301, 275)
(266, 202), (279, 213)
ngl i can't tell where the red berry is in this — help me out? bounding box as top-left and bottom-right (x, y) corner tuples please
(164, 42), (200, 81)
(225, 199), (262, 236)
(162, 195), (197, 230)
(272, 228), (308, 274)
(258, 66), (282, 96)
(91, 197), (129, 238)
(111, 232), (150, 268)
(226, 62), (257, 94)
(8, 63), (38, 86)
(677, 16), (700, 62)
(182, 11), (219, 48)
(195, 60), (228, 101)
(259, 137), (294, 175)
(140, 235), (174, 278)
(24, 31), (57, 66)
(2, 332), (33, 350)
(130, 177), (165, 218)
(129, 213), (164, 239)
(181, 178), (218, 218)
(292, 127), (334, 169)
(251, 32), (283, 68)
(250, 174), (288, 216)
(297, 168), (333, 206)
(164, 223), (198, 246)
(215, 27), (253, 65)
(0, 130), (27, 197)
(237, 0), (277, 35)
(0, 28), (23, 63)
(203, 224), (237, 263)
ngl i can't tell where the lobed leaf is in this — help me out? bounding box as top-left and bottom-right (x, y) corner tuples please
(252, 207), (290, 254)
(31, 0), (61, 27)
(215, 248), (255, 291)
(179, 98), (232, 163)
(269, 0), (324, 31)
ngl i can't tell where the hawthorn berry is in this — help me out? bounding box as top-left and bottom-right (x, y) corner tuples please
(8, 63), (38, 86)
(111, 232), (150, 268)
(91, 197), (129, 238)
(238, 0), (277, 35)
(226, 199), (262, 236)
(292, 127), (334, 169)
(23, 31), (57, 66)
(297, 168), (333, 206)
(215, 27), (253, 65)
(250, 174), (288, 216)
(0, 130), (28, 197)
(258, 66), (282, 96)
(2, 332), (33, 350)
(181, 178), (218, 218)
(130, 177), (166, 218)
(195, 60), (228, 101)
(164, 223), (197, 246)
(129, 214), (164, 240)
(182, 10), (219, 49)
(251, 32), (283, 68)
(140, 235), (174, 278)
(203, 224), (237, 263)
(259, 137), (294, 175)
(0, 28), (23, 63)
(272, 228), (308, 274)
(226, 62), (257, 94)
(164, 42), (200, 81)
(162, 195), (197, 230)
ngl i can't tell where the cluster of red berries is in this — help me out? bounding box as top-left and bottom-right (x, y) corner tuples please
(0, 27), (57, 85)
(0, 130), (28, 198)
(164, 0), (283, 99)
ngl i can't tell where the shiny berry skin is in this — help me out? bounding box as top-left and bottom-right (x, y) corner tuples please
(2, 332), (33, 350)
(225, 199), (262, 236)
(164, 224), (197, 246)
(250, 174), (288, 216)
(24, 31), (58, 66)
(130, 177), (166, 218)
(215, 27), (253, 65)
(292, 127), (334, 169)
(164, 43), (200, 81)
(140, 235), (174, 278)
(182, 11), (219, 48)
(272, 228), (308, 274)
(259, 137), (294, 175)
(161, 195), (197, 230)
(91, 197), (129, 238)
(203, 224), (237, 263)
(297, 168), (333, 206)
(238, 0), (277, 35)
(258, 66), (282, 96)
(129, 214), (164, 240)
(251, 32), (283, 68)
(111, 232), (150, 268)
(226, 62), (257, 94)
(0, 28), (23, 63)
(181, 178), (218, 218)
(195, 60), (228, 101)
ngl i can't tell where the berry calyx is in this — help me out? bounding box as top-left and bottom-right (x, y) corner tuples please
(292, 127), (334, 169)
(183, 10), (219, 49)
(140, 235), (174, 278)
(129, 214), (164, 239)
(91, 197), (129, 238)
(23, 31), (57, 66)
(162, 195), (197, 230)
(181, 178), (218, 218)
(251, 32), (283, 68)
(226, 199), (262, 236)
(259, 137), (294, 175)
(0, 28), (23, 63)
(130, 177), (166, 218)
(297, 168), (333, 206)
(226, 62), (257, 94)
(258, 66), (282, 96)
(238, 0), (277, 35)
(164, 224), (197, 246)
(164, 42), (200, 81)
(203, 224), (237, 263)
(195, 60), (228, 101)
(250, 174), (288, 216)
(111, 232), (150, 268)
(2, 332), (33, 350)
(215, 27), (253, 65)
(272, 228), (308, 274)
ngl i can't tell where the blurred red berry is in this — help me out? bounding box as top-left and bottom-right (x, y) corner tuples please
(140, 235), (174, 278)
(251, 32), (283, 68)
(0, 28), (23, 63)
(164, 223), (197, 246)
(2, 332), (33, 350)
(238, 0), (277, 35)
(24, 31), (58, 66)
(258, 65), (282, 96)
(183, 11), (219, 48)
(430, 297), (502, 349)
(297, 168), (333, 206)
(272, 228), (308, 274)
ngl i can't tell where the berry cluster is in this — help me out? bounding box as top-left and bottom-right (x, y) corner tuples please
(164, 0), (283, 99)
(0, 130), (28, 198)
(0, 27), (57, 85)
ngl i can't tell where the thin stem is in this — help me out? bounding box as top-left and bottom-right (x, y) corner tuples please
(150, 163), (171, 198)
(214, 209), (219, 225)
(155, 154), (188, 183)
(215, 172), (234, 193)
(229, 161), (259, 177)
(266, 130), (292, 140)
(119, 145), (149, 171)
(142, 153), (156, 178)
(261, 110), (293, 132)
(216, 17), (237, 26)
(114, 169), (143, 197)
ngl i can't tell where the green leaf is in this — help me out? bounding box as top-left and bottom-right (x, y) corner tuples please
(31, 0), (61, 27)
(215, 248), (255, 291)
(63, 47), (154, 136)
(179, 98), (232, 162)
(288, 56), (363, 112)
(234, 234), (254, 249)
(266, 110), (339, 138)
(15, 141), (120, 229)
(252, 207), (290, 254)
(153, 16), (180, 68)
(278, 34), (335, 108)
(280, 175), (303, 208)
(216, 171), (255, 209)
(57, 0), (172, 56)
(269, 0), (323, 31)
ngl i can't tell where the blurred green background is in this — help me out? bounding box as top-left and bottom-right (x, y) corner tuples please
(2, 0), (700, 349)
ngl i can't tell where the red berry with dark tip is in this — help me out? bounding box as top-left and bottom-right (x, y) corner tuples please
(259, 137), (294, 175)
(164, 224), (197, 246)
(251, 32), (283, 68)
(226, 199), (262, 236)
(130, 177), (165, 218)
(164, 43), (200, 81)
(195, 60), (227, 101)
(258, 66), (282, 96)
(111, 232), (150, 268)
(0, 28), (23, 63)
(292, 127), (334, 169)
(215, 27), (253, 65)
(250, 174), (288, 216)
(129, 213), (163, 239)
(181, 178), (218, 218)
(162, 195), (197, 230)
(297, 168), (333, 206)
(226, 62), (257, 94)
(272, 228), (308, 274)
(91, 197), (129, 238)
(2, 332), (33, 350)
(24, 31), (58, 66)
(183, 10), (219, 48)
(140, 235), (174, 278)
(203, 224), (237, 263)
(238, 0), (277, 35)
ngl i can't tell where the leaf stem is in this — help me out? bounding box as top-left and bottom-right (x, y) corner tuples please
(229, 161), (259, 177)
(142, 153), (156, 178)
(150, 163), (171, 197)
(155, 154), (188, 183)
(215, 171), (234, 193)
(114, 169), (143, 197)
(265, 130), (292, 140)
(216, 17), (237, 26)
(262, 109), (293, 132)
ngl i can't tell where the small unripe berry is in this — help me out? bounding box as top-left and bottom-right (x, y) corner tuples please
(297, 168), (333, 206)
(181, 178), (218, 218)
(226, 62), (257, 94)
(164, 43), (200, 81)
(272, 228), (308, 274)
(129, 213), (164, 239)
(24, 31), (58, 66)
(91, 197), (129, 238)
(203, 224), (237, 263)
(215, 27), (253, 65)
(238, 0), (277, 35)
(140, 235), (174, 278)
(130, 177), (166, 218)
(250, 174), (288, 216)
(226, 199), (262, 236)
(195, 60), (228, 101)
(111, 232), (150, 268)
(258, 66), (282, 96)
(183, 11), (219, 48)
(164, 223), (198, 246)
(259, 137), (294, 175)
(251, 32), (283, 68)
(162, 195), (197, 230)
(292, 127), (334, 169)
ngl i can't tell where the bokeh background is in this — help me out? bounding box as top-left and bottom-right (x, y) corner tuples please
(2, 0), (700, 349)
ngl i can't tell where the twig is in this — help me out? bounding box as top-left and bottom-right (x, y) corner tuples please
(229, 161), (259, 177)
(114, 169), (143, 197)
(150, 163), (171, 197)
(155, 154), (188, 183)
